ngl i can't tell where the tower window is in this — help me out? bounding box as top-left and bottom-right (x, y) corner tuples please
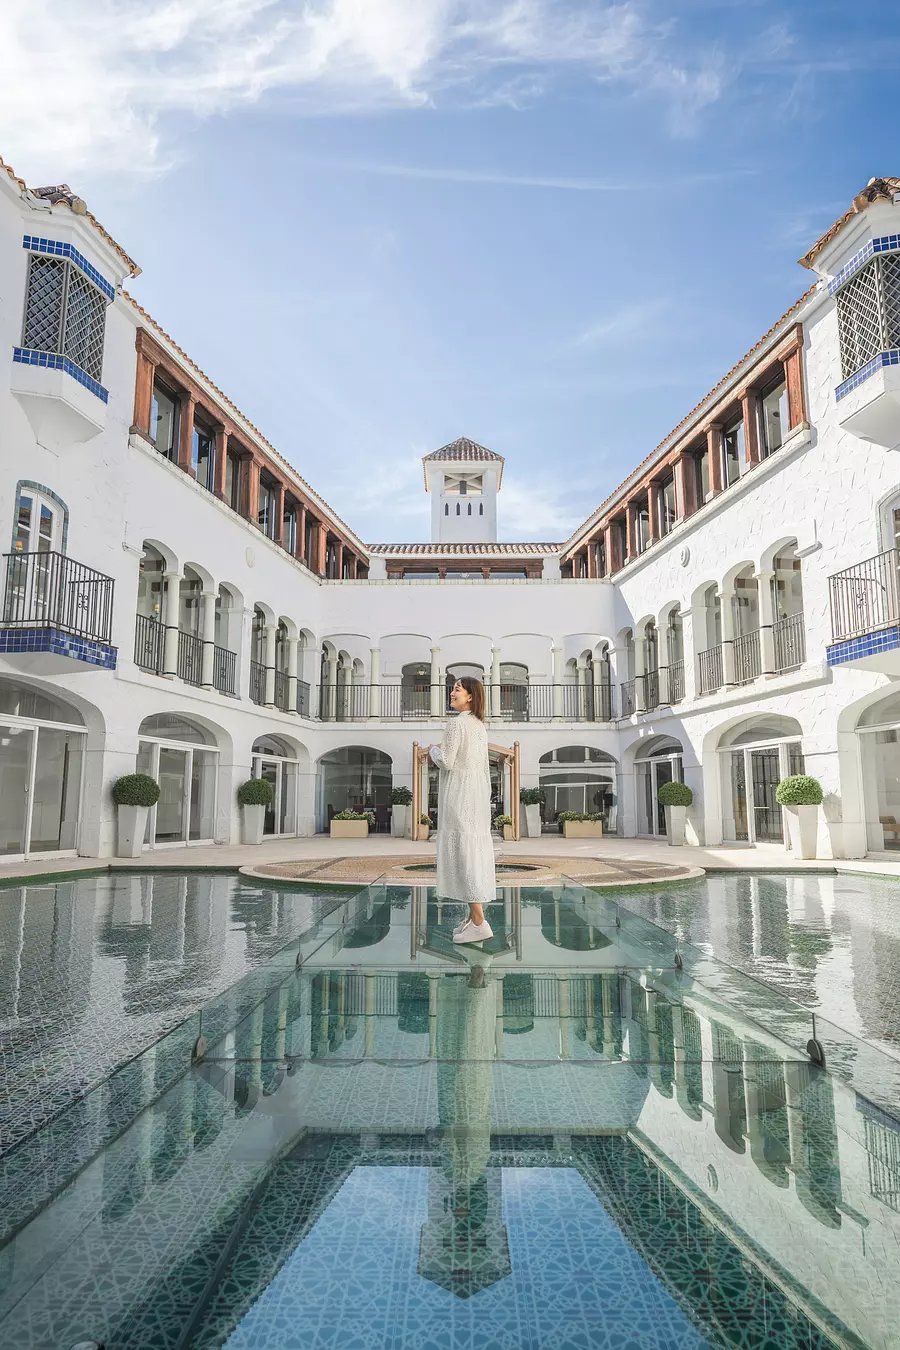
(444, 503), (449, 516)
(468, 503), (472, 515)
(456, 503), (460, 515)
(479, 503), (483, 516)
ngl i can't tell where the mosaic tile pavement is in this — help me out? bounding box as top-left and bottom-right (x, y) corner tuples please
(246, 852), (698, 887)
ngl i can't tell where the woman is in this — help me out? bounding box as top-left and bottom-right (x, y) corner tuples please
(429, 677), (495, 944)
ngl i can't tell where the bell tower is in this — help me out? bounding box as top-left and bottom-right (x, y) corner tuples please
(423, 437), (504, 543)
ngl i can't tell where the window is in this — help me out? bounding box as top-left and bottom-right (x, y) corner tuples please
(459, 479), (467, 495)
(723, 417), (743, 485)
(444, 503), (449, 516)
(150, 381), (179, 460)
(284, 505), (298, 554)
(760, 377), (789, 457)
(14, 489), (62, 553)
(467, 503), (472, 515)
(636, 502), (651, 554)
(225, 451), (242, 511)
(479, 503), (484, 516)
(258, 478), (277, 539)
(21, 253), (108, 386)
(836, 253), (900, 379)
(660, 475), (677, 535)
(456, 503), (460, 515)
(694, 445), (710, 503)
(192, 422), (215, 491)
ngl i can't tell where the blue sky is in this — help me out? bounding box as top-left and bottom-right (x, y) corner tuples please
(4, 1), (899, 542)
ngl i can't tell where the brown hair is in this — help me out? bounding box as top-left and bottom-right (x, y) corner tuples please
(456, 675), (485, 721)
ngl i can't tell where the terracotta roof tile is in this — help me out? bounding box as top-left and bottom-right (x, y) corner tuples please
(422, 436), (504, 488)
(800, 176), (900, 270)
(371, 542), (559, 555)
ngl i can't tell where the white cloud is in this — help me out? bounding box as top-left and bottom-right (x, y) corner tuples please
(0, 0), (726, 178)
(573, 297), (669, 349)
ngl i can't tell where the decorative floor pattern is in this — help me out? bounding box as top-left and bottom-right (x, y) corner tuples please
(247, 852), (697, 887)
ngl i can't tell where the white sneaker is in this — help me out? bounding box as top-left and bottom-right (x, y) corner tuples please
(453, 920), (493, 944)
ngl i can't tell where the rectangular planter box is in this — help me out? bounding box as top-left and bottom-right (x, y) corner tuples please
(502, 825), (516, 841)
(330, 820), (369, 838)
(417, 825), (431, 840)
(563, 821), (603, 838)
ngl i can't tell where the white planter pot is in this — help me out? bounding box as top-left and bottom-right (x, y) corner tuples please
(116, 804), (148, 858)
(523, 803), (542, 838)
(664, 804), (687, 847)
(391, 803), (411, 838)
(786, 804), (818, 859)
(242, 803), (266, 846)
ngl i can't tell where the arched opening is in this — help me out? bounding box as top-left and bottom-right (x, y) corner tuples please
(539, 746), (617, 834)
(316, 746), (393, 832)
(137, 713), (219, 847)
(732, 565), (760, 685)
(0, 677), (86, 857)
(856, 692), (900, 851)
(618, 630), (635, 715)
(634, 735), (684, 837)
(665, 611), (684, 701)
(214, 585), (240, 695)
(445, 663), (484, 716)
(250, 609), (267, 706)
(698, 585), (723, 695)
(499, 662), (528, 720)
(772, 542), (806, 671)
(274, 621), (290, 712)
(401, 660), (432, 718)
(717, 715), (803, 844)
(252, 734), (305, 837)
(135, 543), (167, 673)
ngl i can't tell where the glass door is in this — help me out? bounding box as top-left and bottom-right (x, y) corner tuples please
(253, 755), (299, 837)
(156, 746), (189, 843)
(653, 760), (674, 835)
(0, 726), (34, 855)
(750, 748), (783, 842)
(30, 727), (83, 851)
(259, 759), (279, 836)
(730, 752), (749, 841)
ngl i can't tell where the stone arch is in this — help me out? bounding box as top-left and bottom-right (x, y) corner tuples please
(315, 743), (393, 832)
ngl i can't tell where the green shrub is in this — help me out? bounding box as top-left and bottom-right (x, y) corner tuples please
(775, 775), (823, 807)
(113, 773), (160, 808)
(657, 780), (693, 807)
(494, 814), (513, 827)
(586, 813), (604, 823)
(238, 778), (274, 807)
(391, 786), (413, 805)
(334, 809), (371, 823)
(419, 815), (431, 826)
(557, 810), (581, 822)
(519, 787), (545, 806)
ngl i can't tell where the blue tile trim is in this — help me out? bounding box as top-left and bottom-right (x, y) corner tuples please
(22, 235), (115, 302)
(828, 234), (900, 295)
(0, 626), (117, 669)
(835, 349), (900, 401)
(12, 347), (109, 403)
(827, 625), (900, 666)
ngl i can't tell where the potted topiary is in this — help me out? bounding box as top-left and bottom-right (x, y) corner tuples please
(776, 775), (823, 859)
(558, 811), (603, 839)
(331, 808), (373, 839)
(494, 813), (515, 842)
(519, 787), (544, 839)
(391, 785), (413, 838)
(417, 814), (432, 841)
(238, 777), (274, 845)
(657, 780), (693, 846)
(113, 773), (160, 858)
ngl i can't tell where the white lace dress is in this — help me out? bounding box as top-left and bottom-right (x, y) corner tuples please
(429, 711), (495, 905)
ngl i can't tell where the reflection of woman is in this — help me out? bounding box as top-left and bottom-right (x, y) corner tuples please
(429, 678), (495, 944)
(436, 949), (495, 1185)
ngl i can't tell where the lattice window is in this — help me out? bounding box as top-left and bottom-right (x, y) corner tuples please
(20, 254), (108, 383)
(837, 253), (900, 378)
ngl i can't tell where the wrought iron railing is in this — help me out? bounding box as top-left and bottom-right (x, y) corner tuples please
(620, 679), (635, 718)
(732, 629), (761, 686)
(249, 659), (265, 706)
(339, 683), (371, 720)
(213, 644), (236, 695)
(829, 549), (899, 641)
(773, 611), (805, 672)
(134, 612), (164, 673)
(636, 669), (660, 711)
(274, 668), (290, 713)
(3, 549), (114, 643)
(667, 660), (685, 703)
(698, 645), (723, 696)
(297, 680), (311, 717)
(177, 629), (203, 686)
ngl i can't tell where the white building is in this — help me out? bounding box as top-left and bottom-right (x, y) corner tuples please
(3, 154), (900, 862)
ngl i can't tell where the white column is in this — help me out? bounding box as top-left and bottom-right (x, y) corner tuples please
(369, 646), (382, 718)
(325, 654), (338, 721)
(577, 661), (588, 720)
(200, 590), (216, 688)
(162, 572), (181, 677)
(263, 624), (277, 706)
(430, 646), (442, 716)
(551, 646), (563, 720)
(238, 607), (254, 702)
(287, 636), (300, 712)
(591, 657), (604, 721)
(756, 569), (776, 674)
(340, 662), (352, 720)
(490, 646), (501, 719)
(633, 628), (647, 711)
(721, 589), (736, 686)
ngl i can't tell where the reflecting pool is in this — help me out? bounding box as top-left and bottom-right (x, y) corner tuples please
(2, 872), (900, 1349)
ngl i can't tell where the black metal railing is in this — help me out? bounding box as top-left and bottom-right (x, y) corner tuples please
(620, 679), (635, 718)
(177, 629), (203, 686)
(773, 611), (805, 672)
(297, 679), (311, 717)
(3, 550), (114, 643)
(274, 668), (290, 712)
(732, 629), (761, 686)
(636, 669), (660, 711)
(830, 548), (899, 640)
(213, 644), (236, 695)
(339, 683), (370, 720)
(249, 659), (266, 706)
(667, 659), (685, 703)
(134, 612), (164, 673)
(698, 644), (723, 695)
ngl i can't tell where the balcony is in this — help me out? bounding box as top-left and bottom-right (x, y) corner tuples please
(732, 630), (761, 686)
(828, 549), (900, 672)
(249, 659), (265, 706)
(773, 612), (805, 672)
(667, 660), (685, 703)
(698, 645), (723, 696)
(317, 683), (617, 723)
(635, 670), (660, 712)
(620, 680), (635, 718)
(0, 550), (116, 670)
(134, 614), (236, 693)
